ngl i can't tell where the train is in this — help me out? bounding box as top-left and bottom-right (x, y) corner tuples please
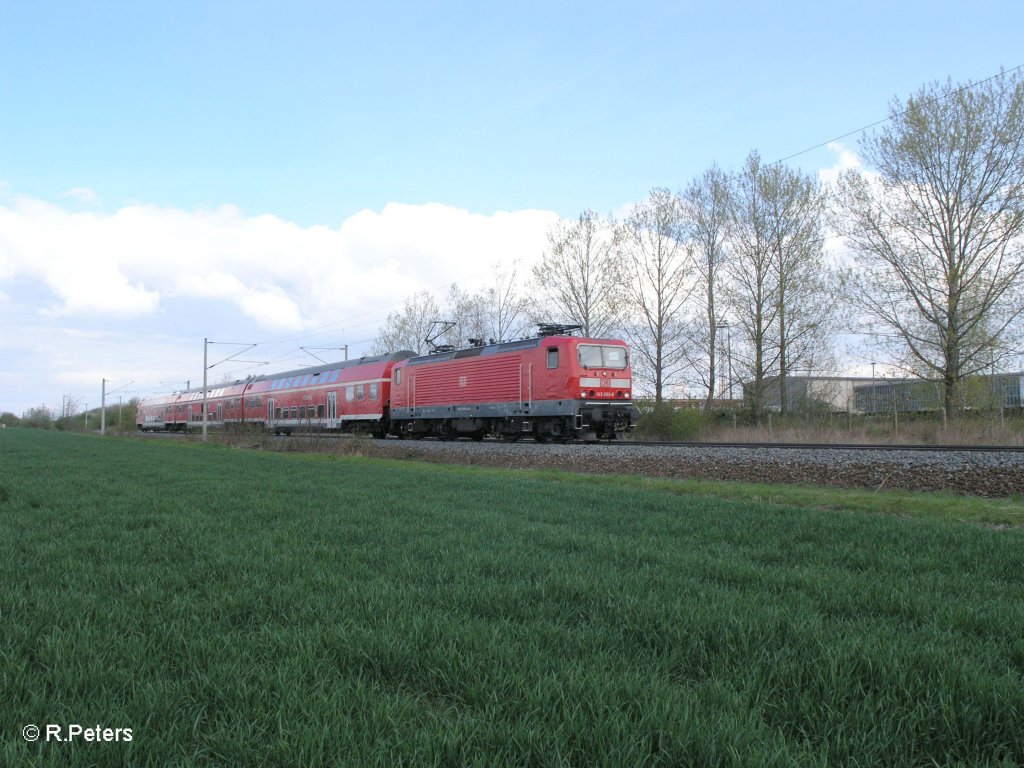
(137, 325), (638, 441)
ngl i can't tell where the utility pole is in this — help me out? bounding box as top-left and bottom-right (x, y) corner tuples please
(871, 361), (876, 415)
(893, 381), (899, 435)
(202, 337), (209, 442)
(202, 339), (263, 442)
(719, 323), (733, 400)
(99, 379), (134, 435)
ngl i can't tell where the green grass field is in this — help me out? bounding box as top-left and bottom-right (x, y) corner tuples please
(2, 430), (1023, 767)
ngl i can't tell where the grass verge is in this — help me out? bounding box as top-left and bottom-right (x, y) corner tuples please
(1, 429), (1022, 767)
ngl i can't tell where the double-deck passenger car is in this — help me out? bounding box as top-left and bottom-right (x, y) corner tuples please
(137, 351), (414, 435)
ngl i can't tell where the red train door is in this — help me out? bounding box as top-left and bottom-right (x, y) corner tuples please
(519, 364), (533, 406)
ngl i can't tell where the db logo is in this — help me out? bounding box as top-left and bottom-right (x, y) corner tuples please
(458, 376), (468, 388)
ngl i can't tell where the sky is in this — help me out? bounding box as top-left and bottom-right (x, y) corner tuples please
(1, 0), (1022, 415)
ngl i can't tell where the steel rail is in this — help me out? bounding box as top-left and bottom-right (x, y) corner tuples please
(138, 431), (1024, 453)
(603, 440), (1024, 453)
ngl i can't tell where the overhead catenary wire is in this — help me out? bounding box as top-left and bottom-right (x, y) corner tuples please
(771, 63), (1023, 166)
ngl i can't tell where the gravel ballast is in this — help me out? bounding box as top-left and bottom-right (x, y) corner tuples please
(360, 439), (1024, 498)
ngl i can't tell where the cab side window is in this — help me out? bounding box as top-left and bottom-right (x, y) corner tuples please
(547, 347), (559, 369)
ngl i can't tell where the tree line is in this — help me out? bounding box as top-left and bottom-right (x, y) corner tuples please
(380, 71), (1024, 421)
(2, 400), (141, 432)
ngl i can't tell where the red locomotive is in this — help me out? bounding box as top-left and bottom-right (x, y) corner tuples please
(137, 326), (637, 440)
(390, 325), (635, 440)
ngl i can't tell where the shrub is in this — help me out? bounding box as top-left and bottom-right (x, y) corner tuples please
(23, 406), (55, 429)
(633, 403), (704, 440)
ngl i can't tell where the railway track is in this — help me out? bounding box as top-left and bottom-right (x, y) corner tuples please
(368, 439), (1023, 498)
(143, 429), (1024, 453)
(136, 431), (1024, 497)
(598, 439), (1024, 452)
(286, 433), (1024, 454)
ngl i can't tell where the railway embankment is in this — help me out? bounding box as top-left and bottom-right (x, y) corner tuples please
(356, 439), (1024, 498)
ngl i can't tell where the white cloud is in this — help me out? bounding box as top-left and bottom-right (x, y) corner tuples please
(59, 187), (101, 206)
(0, 191), (562, 414)
(236, 290), (304, 332)
(0, 195), (560, 330)
(818, 141), (863, 186)
(610, 201), (637, 221)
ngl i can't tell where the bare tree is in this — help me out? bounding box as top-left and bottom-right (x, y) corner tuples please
(441, 282), (491, 348)
(372, 290), (441, 355)
(681, 166), (730, 409)
(617, 188), (693, 403)
(763, 161), (834, 416)
(487, 264), (532, 342)
(725, 153), (779, 421)
(835, 71), (1024, 418)
(532, 210), (623, 337)
(725, 152), (836, 419)
(60, 396), (83, 418)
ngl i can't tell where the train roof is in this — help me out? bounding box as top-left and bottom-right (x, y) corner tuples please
(254, 350), (416, 383)
(405, 337), (542, 367)
(164, 350), (416, 397)
(402, 334), (626, 367)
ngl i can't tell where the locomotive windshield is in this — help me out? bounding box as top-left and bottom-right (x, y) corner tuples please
(578, 344), (628, 369)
